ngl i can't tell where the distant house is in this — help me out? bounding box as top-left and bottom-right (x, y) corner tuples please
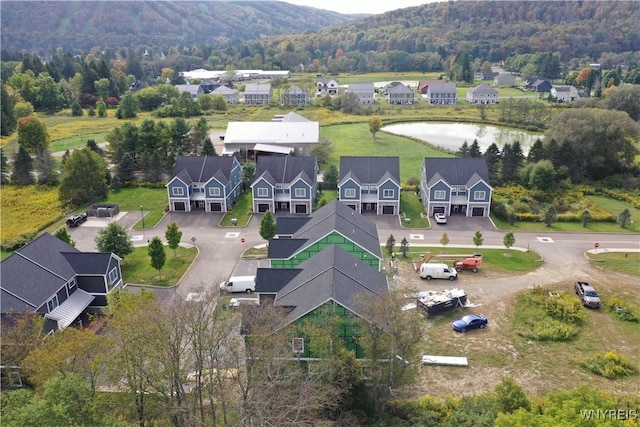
(479, 70), (498, 80)
(175, 84), (204, 99)
(522, 78), (552, 92)
(385, 82), (415, 105)
(198, 78), (222, 93)
(425, 82), (457, 105)
(316, 78), (340, 97)
(254, 245), (388, 359)
(244, 82), (272, 105)
(551, 85), (579, 102)
(1, 233), (123, 334)
(250, 156), (318, 214)
(222, 112), (319, 157)
(211, 85), (240, 104)
(167, 155), (243, 212)
(338, 156), (401, 215)
(421, 157), (493, 217)
(418, 80), (441, 95)
(494, 73), (517, 87)
(466, 84), (499, 104)
(268, 200), (382, 270)
(348, 82), (376, 104)
(281, 85), (309, 106)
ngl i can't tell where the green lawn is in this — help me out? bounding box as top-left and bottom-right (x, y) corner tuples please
(399, 191), (430, 228)
(50, 132), (110, 153)
(586, 252), (640, 277)
(492, 214), (640, 233)
(120, 245), (197, 287)
(321, 123), (451, 182)
(220, 191), (253, 227)
(389, 247), (542, 274)
(316, 189), (337, 208)
(102, 188), (168, 229)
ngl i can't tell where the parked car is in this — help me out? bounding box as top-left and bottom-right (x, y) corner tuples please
(574, 281), (601, 308)
(66, 213), (88, 227)
(434, 213), (447, 224)
(451, 314), (488, 332)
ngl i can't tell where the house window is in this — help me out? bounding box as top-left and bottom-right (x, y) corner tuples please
(257, 188), (269, 197)
(370, 185), (377, 192)
(275, 184), (283, 189)
(294, 188), (306, 198)
(109, 267), (118, 284)
(47, 295), (59, 313)
(344, 188), (356, 198)
(68, 278), (76, 291)
(172, 187), (184, 196)
(434, 190), (446, 200)
(474, 191), (486, 200)
(383, 189), (394, 198)
(458, 186), (466, 193)
(209, 187), (221, 197)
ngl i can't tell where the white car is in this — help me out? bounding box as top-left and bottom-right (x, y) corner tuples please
(434, 213), (447, 224)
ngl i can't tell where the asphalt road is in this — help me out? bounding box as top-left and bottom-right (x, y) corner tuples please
(69, 209), (640, 304)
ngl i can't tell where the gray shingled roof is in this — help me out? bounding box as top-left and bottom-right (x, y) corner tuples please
(273, 245), (388, 326)
(252, 156), (317, 188)
(339, 156), (400, 186)
(422, 158), (490, 187)
(267, 239), (307, 259)
(255, 267), (302, 293)
(172, 155), (236, 185)
(0, 233), (111, 314)
(274, 216), (311, 236)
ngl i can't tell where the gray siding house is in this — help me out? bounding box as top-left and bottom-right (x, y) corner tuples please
(175, 84), (204, 99)
(1, 233), (123, 334)
(244, 83), (272, 105)
(251, 156), (318, 214)
(385, 83), (415, 105)
(338, 156), (401, 215)
(425, 82), (457, 104)
(281, 85), (309, 106)
(466, 84), (499, 104)
(212, 85), (240, 104)
(167, 155), (243, 212)
(421, 158), (493, 217)
(348, 82), (375, 105)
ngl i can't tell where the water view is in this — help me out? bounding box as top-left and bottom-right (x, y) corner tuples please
(382, 122), (544, 155)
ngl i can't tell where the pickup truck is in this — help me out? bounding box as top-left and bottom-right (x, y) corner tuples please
(574, 281), (601, 309)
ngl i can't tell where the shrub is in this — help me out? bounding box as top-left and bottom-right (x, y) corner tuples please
(581, 350), (639, 379)
(530, 319), (578, 341)
(544, 294), (586, 324)
(605, 296), (640, 322)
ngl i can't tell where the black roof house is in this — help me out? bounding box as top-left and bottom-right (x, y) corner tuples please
(172, 155), (238, 186)
(422, 157), (490, 186)
(338, 156), (400, 186)
(1, 233), (123, 333)
(253, 156), (317, 187)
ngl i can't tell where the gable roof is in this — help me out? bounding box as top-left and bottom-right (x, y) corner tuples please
(212, 86), (238, 95)
(339, 156), (400, 186)
(273, 245), (388, 325)
(244, 82), (271, 95)
(285, 85), (307, 95)
(387, 83), (414, 95)
(348, 82), (375, 93)
(275, 216), (311, 235)
(255, 267), (302, 293)
(252, 156), (317, 188)
(427, 82), (456, 93)
(468, 84), (498, 95)
(0, 233), (112, 314)
(172, 155), (236, 184)
(423, 158), (491, 187)
(268, 200), (381, 260)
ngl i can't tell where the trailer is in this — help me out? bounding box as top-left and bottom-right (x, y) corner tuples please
(412, 253), (482, 273)
(416, 288), (468, 317)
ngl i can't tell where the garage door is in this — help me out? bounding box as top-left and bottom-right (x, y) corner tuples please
(174, 202), (186, 211)
(295, 204), (307, 214)
(382, 205), (395, 214)
(258, 204), (270, 213)
(210, 202), (222, 212)
(472, 207), (485, 216)
(433, 207), (445, 214)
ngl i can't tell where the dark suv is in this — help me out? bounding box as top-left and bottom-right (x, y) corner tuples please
(66, 213), (88, 227)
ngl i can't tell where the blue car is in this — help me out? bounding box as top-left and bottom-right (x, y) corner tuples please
(451, 314), (488, 332)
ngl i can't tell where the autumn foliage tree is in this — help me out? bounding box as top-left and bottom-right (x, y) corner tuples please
(369, 115), (382, 140)
(17, 115), (49, 153)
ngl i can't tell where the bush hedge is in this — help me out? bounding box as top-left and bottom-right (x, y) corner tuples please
(581, 350), (639, 379)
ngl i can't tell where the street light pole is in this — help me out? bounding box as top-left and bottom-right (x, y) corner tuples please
(140, 205), (145, 229)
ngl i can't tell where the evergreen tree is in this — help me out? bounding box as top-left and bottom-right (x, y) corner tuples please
(618, 209), (631, 228)
(259, 210), (276, 241)
(323, 164), (339, 184)
(70, 99), (83, 116)
(543, 205), (557, 227)
(146, 151), (164, 183)
(1, 84), (17, 136)
(95, 222), (134, 258)
(35, 142), (57, 185)
(469, 139), (482, 157)
(13, 144), (34, 185)
(501, 143), (517, 183)
(385, 234), (396, 255)
(148, 237), (166, 278)
(0, 148), (8, 184)
(483, 143), (501, 184)
(86, 139), (103, 156)
(165, 221), (183, 256)
(527, 138), (545, 164)
(400, 237), (409, 258)
(117, 153), (137, 183)
(116, 91), (138, 119)
(457, 141), (470, 157)
(200, 137), (216, 156)
(545, 138), (561, 167)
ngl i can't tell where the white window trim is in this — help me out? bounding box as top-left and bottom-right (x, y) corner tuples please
(474, 190), (486, 200)
(294, 188), (306, 198)
(209, 187), (221, 197)
(68, 278), (77, 291)
(109, 267), (118, 283)
(383, 189), (394, 199)
(434, 190), (446, 200)
(344, 188), (356, 198)
(47, 295), (59, 313)
(172, 187), (184, 196)
(257, 188), (269, 197)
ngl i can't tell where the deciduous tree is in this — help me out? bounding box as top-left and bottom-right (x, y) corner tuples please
(148, 237), (166, 278)
(59, 148), (107, 206)
(165, 221), (183, 256)
(259, 210), (276, 241)
(503, 232), (516, 249)
(473, 231), (484, 249)
(369, 115), (382, 140)
(1, 83), (17, 136)
(17, 115), (50, 154)
(618, 208), (631, 228)
(440, 232), (449, 249)
(54, 227), (75, 247)
(95, 221), (133, 258)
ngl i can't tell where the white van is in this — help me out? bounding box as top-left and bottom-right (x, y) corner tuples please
(219, 275), (256, 293)
(419, 263), (458, 281)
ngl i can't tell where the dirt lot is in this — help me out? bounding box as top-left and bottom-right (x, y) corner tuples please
(390, 260), (640, 398)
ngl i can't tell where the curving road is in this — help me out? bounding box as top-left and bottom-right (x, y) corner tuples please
(69, 210), (640, 303)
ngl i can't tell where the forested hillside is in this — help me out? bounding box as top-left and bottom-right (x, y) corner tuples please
(0, 0), (353, 54)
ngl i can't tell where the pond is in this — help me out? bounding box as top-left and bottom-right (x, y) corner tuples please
(382, 122), (544, 155)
